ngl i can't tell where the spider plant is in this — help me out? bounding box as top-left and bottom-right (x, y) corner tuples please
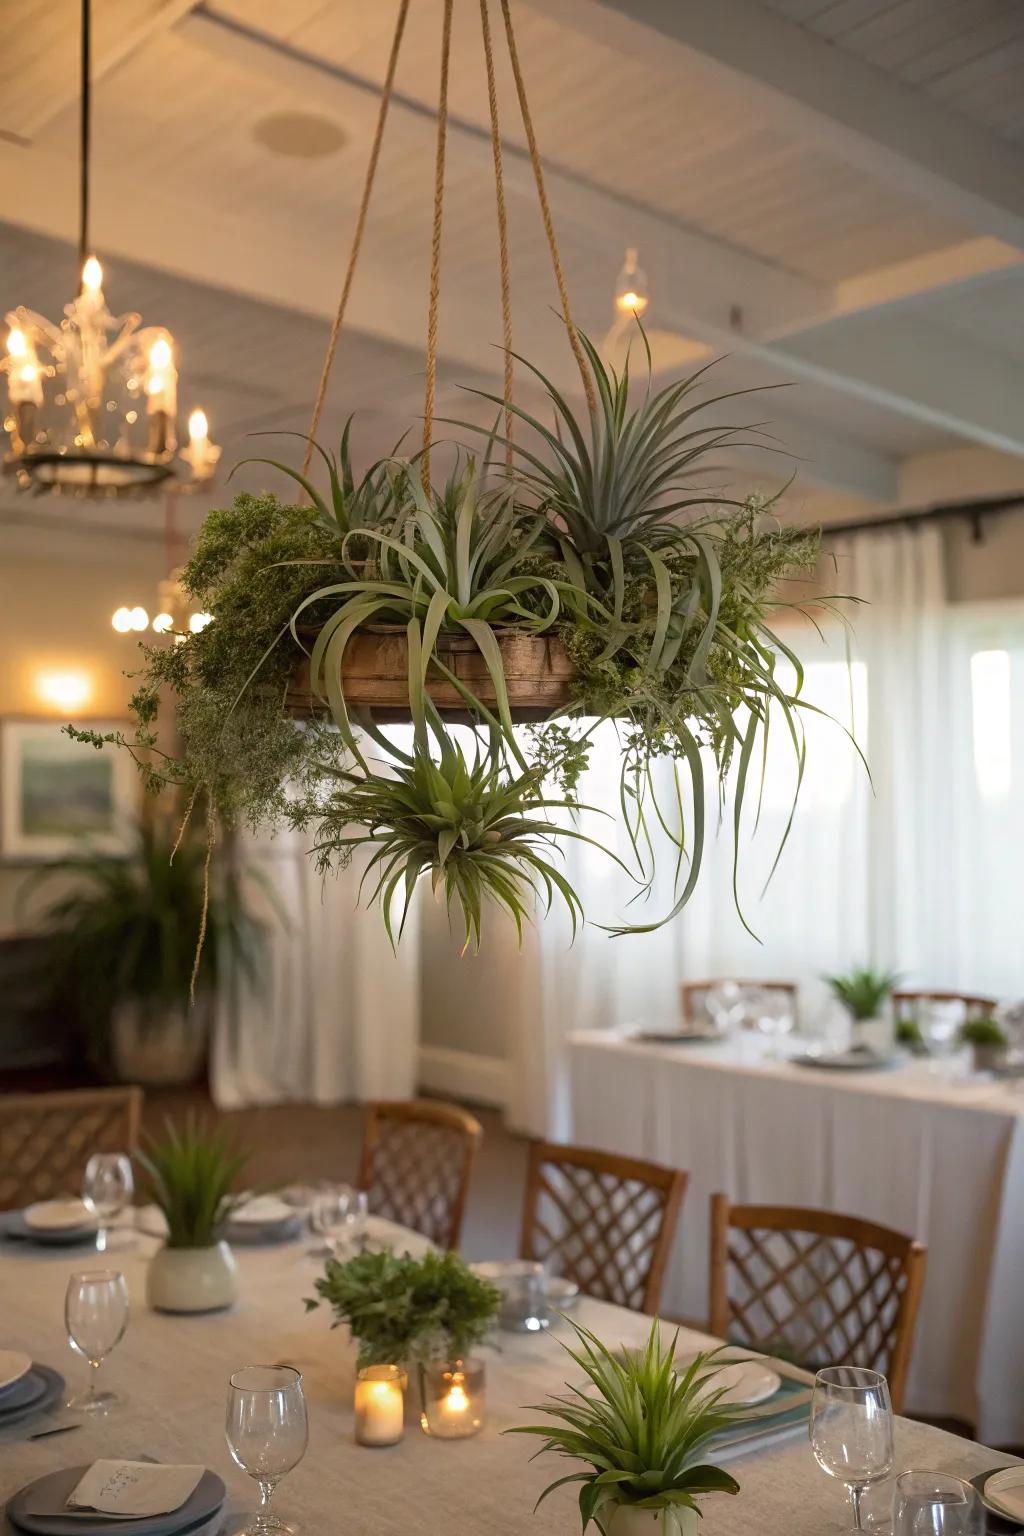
(311, 723), (625, 950)
(137, 1115), (248, 1250)
(509, 1318), (740, 1532)
(825, 966), (900, 1021)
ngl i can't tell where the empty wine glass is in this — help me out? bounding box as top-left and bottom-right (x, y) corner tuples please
(83, 1152), (134, 1252)
(811, 1366), (895, 1531)
(65, 1269), (129, 1414)
(920, 1000), (964, 1075)
(309, 1185), (352, 1258)
(704, 981), (746, 1037)
(226, 1365), (308, 1536)
(342, 1189), (369, 1254)
(892, 1472), (983, 1535)
(753, 991), (796, 1057)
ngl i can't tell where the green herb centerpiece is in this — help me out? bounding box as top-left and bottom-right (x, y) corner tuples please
(138, 1116), (248, 1315)
(825, 966), (899, 1052)
(510, 1319), (740, 1536)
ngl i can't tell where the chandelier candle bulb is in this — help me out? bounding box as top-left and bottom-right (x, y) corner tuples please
(183, 407), (220, 479)
(354, 1366), (406, 1447)
(145, 335), (177, 454)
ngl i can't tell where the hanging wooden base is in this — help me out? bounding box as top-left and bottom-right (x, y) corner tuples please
(286, 626), (575, 725)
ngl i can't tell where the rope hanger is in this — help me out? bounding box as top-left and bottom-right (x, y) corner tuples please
(301, 0), (596, 493)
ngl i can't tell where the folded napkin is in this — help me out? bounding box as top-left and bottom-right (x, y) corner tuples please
(986, 1468), (1024, 1521)
(68, 1464), (204, 1519)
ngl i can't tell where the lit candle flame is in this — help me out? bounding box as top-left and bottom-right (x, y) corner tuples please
(188, 407), (208, 442)
(7, 327), (27, 358)
(81, 255), (104, 293)
(149, 336), (173, 372)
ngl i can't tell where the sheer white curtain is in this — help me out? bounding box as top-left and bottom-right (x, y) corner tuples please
(511, 525), (955, 1137)
(211, 824), (420, 1108)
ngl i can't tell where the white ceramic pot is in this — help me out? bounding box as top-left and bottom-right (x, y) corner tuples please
(604, 1503), (698, 1536)
(112, 997), (210, 1087)
(147, 1242), (238, 1314)
(851, 1014), (892, 1054)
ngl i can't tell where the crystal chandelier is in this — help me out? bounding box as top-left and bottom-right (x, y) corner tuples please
(1, 0), (218, 497)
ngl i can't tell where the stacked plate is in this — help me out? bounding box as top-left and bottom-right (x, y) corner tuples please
(7, 1467), (226, 1536)
(222, 1195), (303, 1245)
(0, 1200), (99, 1247)
(975, 1468), (1024, 1532)
(0, 1351), (65, 1428)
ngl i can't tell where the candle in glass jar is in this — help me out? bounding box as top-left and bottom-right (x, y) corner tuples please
(354, 1365), (405, 1446)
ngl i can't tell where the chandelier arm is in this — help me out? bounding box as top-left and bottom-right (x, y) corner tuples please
(421, 0), (456, 493)
(300, 0), (412, 483)
(479, 0), (515, 468)
(79, 0), (92, 276)
(497, 0), (596, 416)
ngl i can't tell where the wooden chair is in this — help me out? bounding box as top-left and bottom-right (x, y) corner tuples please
(892, 990), (996, 1022)
(0, 1087), (143, 1211)
(709, 1195), (926, 1412)
(357, 1099), (483, 1250)
(681, 979), (798, 1028)
(520, 1141), (687, 1314)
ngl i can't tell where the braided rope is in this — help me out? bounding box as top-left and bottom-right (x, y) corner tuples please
(497, 0), (596, 415)
(479, 0), (514, 465)
(422, 0), (455, 491)
(301, 0), (411, 480)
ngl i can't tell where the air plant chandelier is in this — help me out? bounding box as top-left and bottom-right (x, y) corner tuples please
(1, 0), (218, 496)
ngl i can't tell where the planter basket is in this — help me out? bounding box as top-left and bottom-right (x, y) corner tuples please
(286, 628), (575, 724)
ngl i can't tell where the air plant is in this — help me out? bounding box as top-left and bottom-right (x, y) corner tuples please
(137, 1116), (248, 1250)
(825, 967), (900, 1021)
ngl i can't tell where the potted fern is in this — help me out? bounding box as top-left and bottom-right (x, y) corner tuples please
(510, 1319), (740, 1536)
(138, 1118), (248, 1314)
(825, 966), (899, 1054)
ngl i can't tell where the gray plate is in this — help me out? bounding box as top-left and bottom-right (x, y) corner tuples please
(0, 1368), (49, 1414)
(793, 1050), (898, 1071)
(972, 1469), (1024, 1533)
(222, 1214), (303, 1246)
(634, 1029), (721, 1045)
(0, 1212), (99, 1247)
(0, 1365), (65, 1427)
(9, 1467), (225, 1536)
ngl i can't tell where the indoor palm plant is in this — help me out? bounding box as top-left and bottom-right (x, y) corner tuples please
(27, 818), (264, 1084)
(825, 966), (899, 1052)
(510, 1319), (740, 1536)
(138, 1116), (248, 1314)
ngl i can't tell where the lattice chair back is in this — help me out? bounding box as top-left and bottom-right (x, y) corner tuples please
(681, 979), (798, 1029)
(709, 1196), (926, 1412)
(520, 1142), (687, 1314)
(892, 990), (996, 1022)
(0, 1087), (142, 1211)
(357, 1100), (483, 1250)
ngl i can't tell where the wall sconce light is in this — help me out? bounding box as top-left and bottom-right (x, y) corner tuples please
(34, 669), (93, 713)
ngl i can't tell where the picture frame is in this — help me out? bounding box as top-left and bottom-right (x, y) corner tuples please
(0, 719), (137, 861)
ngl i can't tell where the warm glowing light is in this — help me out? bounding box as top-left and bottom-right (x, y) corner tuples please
(149, 337), (172, 372)
(34, 669), (92, 712)
(17, 363), (38, 385)
(111, 606), (133, 633)
(188, 408), (208, 442)
(189, 611), (213, 634)
(445, 1384), (470, 1414)
(614, 247), (650, 318)
(129, 605), (149, 631)
(81, 255), (104, 293)
(6, 327), (27, 358)
(152, 612), (175, 634)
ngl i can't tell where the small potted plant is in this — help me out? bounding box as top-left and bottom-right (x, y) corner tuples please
(960, 1017), (1008, 1074)
(138, 1117), (248, 1314)
(306, 1248), (499, 1422)
(825, 966), (900, 1053)
(895, 1017), (928, 1056)
(510, 1319), (740, 1536)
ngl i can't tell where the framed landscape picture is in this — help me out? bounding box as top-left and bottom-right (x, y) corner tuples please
(0, 720), (137, 860)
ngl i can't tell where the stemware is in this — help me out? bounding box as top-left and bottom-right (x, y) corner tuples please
(892, 1472), (983, 1535)
(811, 1366), (895, 1532)
(753, 990), (796, 1057)
(342, 1189), (369, 1254)
(83, 1152), (134, 1252)
(65, 1269), (129, 1414)
(226, 1365), (308, 1536)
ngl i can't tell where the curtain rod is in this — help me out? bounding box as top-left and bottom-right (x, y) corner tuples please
(819, 491), (1024, 543)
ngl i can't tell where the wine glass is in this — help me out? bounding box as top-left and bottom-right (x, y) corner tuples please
(892, 1472), (983, 1535)
(753, 990), (796, 1058)
(811, 1366), (895, 1531)
(920, 1000), (963, 1075)
(83, 1152), (134, 1252)
(309, 1185), (353, 1259)
(704, 981), (745, 1037)
(65, 1269), (129, 1414)
(226, 1365), (308, 1536)
(342, 1189), (369, 1254)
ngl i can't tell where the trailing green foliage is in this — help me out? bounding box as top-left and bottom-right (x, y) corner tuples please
(137, 1115), (248, 1249)
(508, 1318), (741, 1531)
(825, 966), (899, 1021)
(305, 1248), (500, 1368)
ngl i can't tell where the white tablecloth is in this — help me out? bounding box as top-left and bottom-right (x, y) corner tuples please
(567, 1031), (1024, 1446)
(0, 1217), (1012, 1534)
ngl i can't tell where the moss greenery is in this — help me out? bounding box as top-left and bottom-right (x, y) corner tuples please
(71, 329), (855, 952)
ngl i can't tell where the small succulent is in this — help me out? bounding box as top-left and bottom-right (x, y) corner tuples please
(509, 1319), (741, 1531)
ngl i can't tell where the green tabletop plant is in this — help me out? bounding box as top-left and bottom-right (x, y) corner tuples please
(509, 1318), (740, 1536)
(960, 1015), (1008, 1072)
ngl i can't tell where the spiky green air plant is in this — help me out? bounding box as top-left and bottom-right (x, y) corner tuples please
(311, 724), (628, 952)
(509, 1319), (741, 1532)
(136, 1115), (249, 1249)
(825, 966), (901, 1021)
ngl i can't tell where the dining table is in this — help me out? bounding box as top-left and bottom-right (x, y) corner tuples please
(567, 1027), (1024, 1446)
(0, 1211), (1016, 1535)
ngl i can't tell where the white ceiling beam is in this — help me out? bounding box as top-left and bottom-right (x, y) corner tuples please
(831, 239), (1024, 321)
(526, 0), (1024, 250)
(746, 410), (898, 504)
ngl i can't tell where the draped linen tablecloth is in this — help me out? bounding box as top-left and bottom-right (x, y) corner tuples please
(0, 1216), (1014, 1535)
(567, 1030), (1024, 1445)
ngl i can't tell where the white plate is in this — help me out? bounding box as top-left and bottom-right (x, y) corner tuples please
(23, 1199), (97, 1233)
(546, 1275), (580, 1307)
(698, 1360), (781, 1407)
(980, 1467), (1024, 1523)
(0, 1350), (32, 1391)
(229, 1196), (295, 1226)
